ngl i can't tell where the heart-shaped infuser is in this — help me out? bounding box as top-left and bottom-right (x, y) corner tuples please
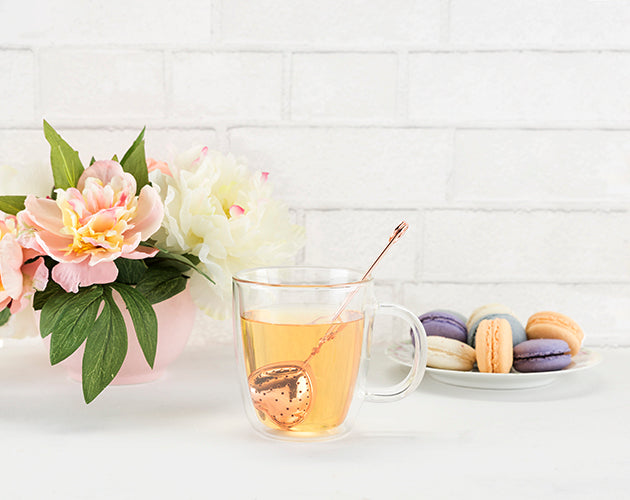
(249, 362), (313, 428)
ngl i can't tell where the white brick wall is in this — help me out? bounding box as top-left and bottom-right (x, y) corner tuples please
(0, 0), (213, 45)
(452, 130), (630, 201)
(291, 53), (398, 120)
(1, 1), (629, 346)
(422, 210), (630, 283)
(219, 0), (442, 45)
(227, 127), (453, 208)
(408, 52), (630, 124)
(450, 1), (630, 47)
(39, 50), (166, 123)
(304, 210), (421, 281)
(0, 50), (34, 125)
(172, 52), (284, 120)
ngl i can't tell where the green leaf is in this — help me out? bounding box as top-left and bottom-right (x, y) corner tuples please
(182, 253), (200, 266)
(82, 288), (127, 404)
(120, 127), (148, 195)
(0, 308), (10, 327)
(111, 283), (157, 368)
(111, 154), (118, 162)
(0, 195), (26, 215)
(155, 248), (214, 284)
(33, 281), (64, 311)
(43, 120), (84, 189)
(49, 287), (103, 365)
(120, 127), (145, 165)
(135, 266), (188, 304)
(114, 258), (148, 285)
(89, 156), (96, 166)
(40, 290), (78, 338)
(149, 259), (190, 274)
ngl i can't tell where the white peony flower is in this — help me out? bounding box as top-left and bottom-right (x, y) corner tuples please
(149, 147), (305, 319)
(0, 164), (51, 197)
(0, 305), (39, 339)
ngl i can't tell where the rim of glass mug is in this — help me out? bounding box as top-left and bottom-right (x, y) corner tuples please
(233, 266), (373, 288)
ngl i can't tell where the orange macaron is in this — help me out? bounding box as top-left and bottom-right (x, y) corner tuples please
(526, 311), (584, 356)
(475, 318), (513, 373)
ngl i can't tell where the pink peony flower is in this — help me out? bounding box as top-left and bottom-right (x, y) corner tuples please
(146, 158), (172, 176)
(0, 214), (48, 314)
(19, 160), (164, 293)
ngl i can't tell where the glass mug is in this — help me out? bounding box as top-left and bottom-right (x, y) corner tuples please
(233, 267), (427, 440)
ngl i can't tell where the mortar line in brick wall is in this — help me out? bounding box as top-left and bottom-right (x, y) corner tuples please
(409, 47), (630, 54)
(410, 46), (630, 54)
(406, 121), (630, 130)
(398, 281), (630, 292)
(300, 204), (630, 213)
(379, 283), (630, 299)
(406, 279), (630, 285)
(32, 46), (168, 57)
(9, 43), (630, 52)
(0, 125), (225, 132)
(10, 121), (630, 131)
(0, 44), (34, 50)
(424, 205), (630, 213)
(224, 121), (630, 130)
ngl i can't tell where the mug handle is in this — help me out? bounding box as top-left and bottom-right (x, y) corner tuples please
(365, 303), (427, 403)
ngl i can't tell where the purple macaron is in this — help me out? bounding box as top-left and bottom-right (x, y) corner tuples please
(417, 310), (468, 343)
(513, 339), (572, 373)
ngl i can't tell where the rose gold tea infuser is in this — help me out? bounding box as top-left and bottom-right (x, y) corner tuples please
(247, 221), (409, 429)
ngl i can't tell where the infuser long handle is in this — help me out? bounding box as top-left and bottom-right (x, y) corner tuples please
(303, 221), (409, 365)
(360, 221), (408, 283)
(330, 221), (408, 324)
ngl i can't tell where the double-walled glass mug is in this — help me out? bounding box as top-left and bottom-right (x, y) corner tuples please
(233, 267), (427, 441)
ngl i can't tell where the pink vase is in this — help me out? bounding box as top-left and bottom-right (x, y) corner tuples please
(49, 287), (197, 385)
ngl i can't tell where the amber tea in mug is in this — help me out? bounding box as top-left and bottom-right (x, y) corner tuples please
(241, 305), (364, 433)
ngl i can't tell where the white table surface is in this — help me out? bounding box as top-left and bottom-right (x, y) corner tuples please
(0, 340), (627, 500)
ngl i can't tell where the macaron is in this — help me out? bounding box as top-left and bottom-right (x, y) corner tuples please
(466, 303), (516, 331)
(475, 318), (513, 373)
(427, 336), (476, 371)
(468, 313), (527, 348)
(418, 310), (468, 343)
(526, 311), (584, 356)
(513, 339), (572, 373)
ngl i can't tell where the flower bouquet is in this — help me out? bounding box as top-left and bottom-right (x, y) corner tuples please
(0, 121), (304, 403)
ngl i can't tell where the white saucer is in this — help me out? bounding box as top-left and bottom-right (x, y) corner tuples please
(386, 341), (602, 390)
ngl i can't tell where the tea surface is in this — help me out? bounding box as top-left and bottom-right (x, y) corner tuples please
(241, 305), (364, 432)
